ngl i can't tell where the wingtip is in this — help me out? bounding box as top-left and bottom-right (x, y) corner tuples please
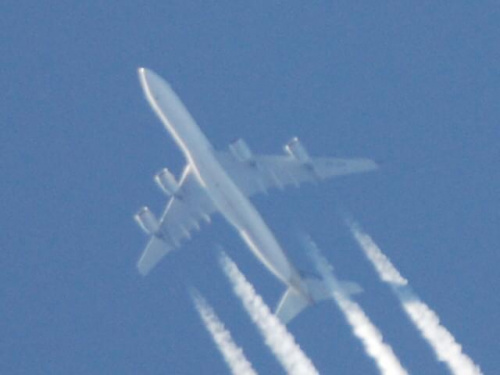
(137, 262), (149, 277)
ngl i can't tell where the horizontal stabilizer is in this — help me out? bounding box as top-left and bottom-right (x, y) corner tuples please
(304, 277), (331, 301)
(275, 276), (334, 325)
(275, 288), (309, 325)
(137, 236), (173, 275)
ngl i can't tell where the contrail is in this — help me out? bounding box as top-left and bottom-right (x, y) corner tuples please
(349, 222), (483, 375)
(304, 237), (409, 375)
(220, 253), (319, 375)
(191, 290), (258, 375)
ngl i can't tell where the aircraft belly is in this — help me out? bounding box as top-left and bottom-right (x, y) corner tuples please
(239, 220), (294, 283)
(193, 140), (299, 290)
(208, 176), (295, 285)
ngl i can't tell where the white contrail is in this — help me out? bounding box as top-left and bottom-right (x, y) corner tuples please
(349, 222), (483, 375)
(191, 290), (258, 375)
(305, 238), (409, 375)
(220, 253), (319, 375)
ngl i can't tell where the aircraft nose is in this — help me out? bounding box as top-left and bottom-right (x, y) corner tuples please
(138, 67), (148, 82)
(138, 67), (155, 94)
(138, 67), (165, 90)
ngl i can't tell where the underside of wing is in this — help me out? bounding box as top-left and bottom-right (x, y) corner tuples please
(158, 164), (216, 246)
(216, 137), (378, 197)
(137, 236), (173, 275)
(135, 164), (217, 275)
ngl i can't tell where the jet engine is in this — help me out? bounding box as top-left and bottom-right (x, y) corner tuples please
(134, 206), (159, 235)
(284, 137), (311, 164)
(229, 138), (255, 164)
(154, 168), (179, 196)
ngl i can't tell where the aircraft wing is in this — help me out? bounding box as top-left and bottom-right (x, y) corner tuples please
(216, 147), (378, 198)
(158, 164), (216, 245)
(137, 164), (217, 275)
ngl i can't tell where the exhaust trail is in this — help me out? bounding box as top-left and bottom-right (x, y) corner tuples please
(220, 253), (319, 375)
(191, 290), (258, 375)
(349, 222), (483, 375)
(304, 237), (408, 375)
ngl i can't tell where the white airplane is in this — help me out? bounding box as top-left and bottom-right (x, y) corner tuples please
(134, 68), (377, 323)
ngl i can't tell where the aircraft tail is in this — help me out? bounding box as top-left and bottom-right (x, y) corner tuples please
(137, 236), (173, 276)
(275, 277), (362, 324)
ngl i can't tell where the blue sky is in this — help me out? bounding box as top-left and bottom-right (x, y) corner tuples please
(2, 2), (499, 374)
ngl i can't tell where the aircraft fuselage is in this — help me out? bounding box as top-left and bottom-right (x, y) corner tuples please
(138, 68), (305, 295)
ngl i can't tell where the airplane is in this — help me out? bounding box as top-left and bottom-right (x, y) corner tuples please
(134, 68), (378, 323)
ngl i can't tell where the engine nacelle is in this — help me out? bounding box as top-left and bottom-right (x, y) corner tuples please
(284, 137), (311, 164)
(229, 138), (255, 163)
(134, 206), (159, 235)
(154, 168), (179, 196)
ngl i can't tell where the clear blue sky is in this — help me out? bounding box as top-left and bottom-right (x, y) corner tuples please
(2, 2), (498, 374)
